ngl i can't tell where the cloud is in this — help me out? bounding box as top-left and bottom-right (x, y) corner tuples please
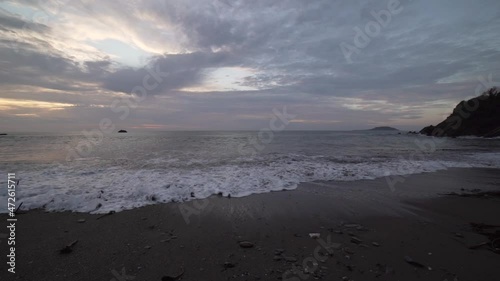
(0, 0), (499, 131)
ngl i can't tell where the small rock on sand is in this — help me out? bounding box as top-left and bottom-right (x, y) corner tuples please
(309, 233), (321, 239)
(239, 241), (254, 248)
(350, 237), (363, 244)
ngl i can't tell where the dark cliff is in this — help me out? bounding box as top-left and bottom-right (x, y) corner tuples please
(420, 88), (500, 138)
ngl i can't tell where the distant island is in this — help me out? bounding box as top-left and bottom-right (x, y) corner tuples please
(118, 130), (128, 133)
(369, 126), (399, 131)
(0, 133), (7, 136)
(420, 88), (500, 138)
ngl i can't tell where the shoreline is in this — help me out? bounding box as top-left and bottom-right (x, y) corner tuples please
(1, 167), (500, 280)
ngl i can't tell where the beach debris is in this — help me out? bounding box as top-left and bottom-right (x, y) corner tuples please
(161, 268), (184, 281)
(327, 243), (342, 251)
(274, 248), (285, 255)
(468, 241), (489, 250)
(14, 202), (25, 214)
(375, 263), (395, 276)
(96, 210), (115, 220)
(239, 241), (254, 248)
(309, 233), (321, 239)
(343, 247), (354, 255)
(190, 192), (195, 197)
(304, 261), (319, 273)
(343, 224), (361, 228)
(59, 240), (78, 254)
(93, 203), (102, 211)
(223, 262), (236, 269)
(469, 222), (500, 254)
(145, 245), (152, 249)
(350, 237), (363, 244)
(356, 225), (368, 231)
(404, 256), (431, 270)
(77, 219), (86, 223)
(492, 238), (500, 252)
(442, 190), (500, 198)
(372, 242), (380, 247)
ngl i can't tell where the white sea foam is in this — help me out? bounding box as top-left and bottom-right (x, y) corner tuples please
(0, 154), (494, 214)
(1, 132), (499, 214)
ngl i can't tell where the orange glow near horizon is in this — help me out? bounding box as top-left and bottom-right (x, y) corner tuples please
(0, 98), (75, 111)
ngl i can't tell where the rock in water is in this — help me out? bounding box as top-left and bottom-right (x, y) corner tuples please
(369, 126), (399, 131)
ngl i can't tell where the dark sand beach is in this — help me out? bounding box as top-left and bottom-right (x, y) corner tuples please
(2, 168), (500, 281)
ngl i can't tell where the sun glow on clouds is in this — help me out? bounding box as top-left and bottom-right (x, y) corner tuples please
(131, 124), (182, 130)
(291, 119), (342, 124)
(180, 67), (259, 92)
(0, 1), (182, 67)
(337, 98), (413, 113)
(13, 113), (39, 117)
(0, 98), (74, 110)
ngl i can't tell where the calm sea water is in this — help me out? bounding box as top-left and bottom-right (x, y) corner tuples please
(1, 131), (499, 213)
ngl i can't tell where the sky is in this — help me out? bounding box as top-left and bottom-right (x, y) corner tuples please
(0, 0), (499, 132)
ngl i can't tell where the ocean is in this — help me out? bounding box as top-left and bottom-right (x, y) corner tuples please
(1, 131), (499, 213)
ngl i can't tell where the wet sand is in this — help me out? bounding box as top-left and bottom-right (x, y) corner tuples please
(1, 168), (500, 281)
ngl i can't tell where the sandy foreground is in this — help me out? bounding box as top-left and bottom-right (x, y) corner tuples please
(1, 168), (500, 281)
